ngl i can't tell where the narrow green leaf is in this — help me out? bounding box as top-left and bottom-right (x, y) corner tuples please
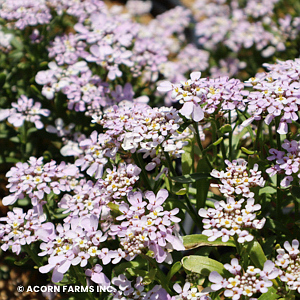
(183, 234), (235, 250)
(196, 158), (211, 211)
(291, 186), (300, 203)
(241, 147), (255, 155)
(30, 85), (42, 96)
(212, 137), (223, 146)
(175, 188), (187, 195)
(171, 173), (211, 183)
(182, 139), (194, 175)
(14, 256), (30, 266)
(182, 255), (230, 277)
(166, 261), (182, 282)
(39, 61), (49, 68)
(247, 241), (267, 269)
(0, 73), (6, 88)
(9, 136), (20, 143)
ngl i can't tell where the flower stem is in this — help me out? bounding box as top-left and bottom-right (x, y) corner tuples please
(24, 244), (42, 267)
(193, 122), (213, 171)
(132, 152), (152, 191)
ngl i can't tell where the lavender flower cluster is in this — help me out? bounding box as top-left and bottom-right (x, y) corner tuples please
(110, 189), (184, 264)
(0, 208), (47, 255)
(199, 197), (265, 243)
(267, 139), (300, 187)
(243, 58), (300, 134)
(193, 0), (300, 65)
(275, 239), (300, 293)
(209, 258), (279, 299)
(2, 0), (300, 298)
(0, 95), (50, 129)
(86, 102), (189, 173)
(2, 157), (80, 211)
(158, 71), (247, 122)
(210, 159), (265, 198)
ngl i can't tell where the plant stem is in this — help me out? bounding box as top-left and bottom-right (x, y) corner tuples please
(254, 120), (263, 153)
(275, 118), (282, 219)
(24, 244), (42, 267)
(193, 122), (213, 171)
(228, 111), (233, 161)
(215, 119), (227, 162)
(132, 152), (152, 190)
(164, 151), (176, 177)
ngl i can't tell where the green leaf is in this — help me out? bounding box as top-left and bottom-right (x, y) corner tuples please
(14, 256), (30, 266)
(113, 258), (148, 275)
(246, 241), (267, 269)
(291, 186), (300, 203)
(196, 158), (211, 211)
(182, 255), (230, 277)
(217, 124), (232, 135)
(241, 147), (255, 155)
(30, 85), (42, 96)
(171, 173), (211, 183)
(17, 198), (30, 206)
(0, 73), (6, 88)
(125, 268), (156, 285)
(10, 37), (23, 50)
(27, 127), (38, 136)
(182, 139), (194, 175)
(5, 157), (21, 163)
(39, 61), (49, 68)
(257, 287), (279, 299)
(175, 188), (187, 195)
(183, 234), (235, 250)
(9, 136), (20, 143)
(259, 186), (277, 195)
(212, 137), (223, 146)
(166, 261), (182, 282)
(107, 202), (120, 214)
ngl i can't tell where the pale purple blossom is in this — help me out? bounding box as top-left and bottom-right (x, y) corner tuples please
(0, 95), (50, 129)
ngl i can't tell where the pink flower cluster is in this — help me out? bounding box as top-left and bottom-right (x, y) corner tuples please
(0, 95), (50, 129)
(99, 163), (141, 200)
(111, 275), (171, 299)
(159, 44), (210, 83)
(0, 0), (52, 29)
(193, 0), (298, 57)
(38, 214), (110, 284)
(90, 102), (189, 172)
(199, 197), (266, 243)
(58, 179), (109, 223)
(35, 61), (110, 112)
(275, 239), (300, 293)
(0, 208), (48, 255)
(173, 282), (211, 300)
(48, 0), (106, 23)
(210, 159), (265, 198)
(158, 72), (247, 122)
(109, 189), (184, 264)
(267, 139), (300, 187)
(209, 258), (279, 299)
(243, 59), (300, 134)
(2, 157), (80, 213)
(48, 33), (89, 66)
